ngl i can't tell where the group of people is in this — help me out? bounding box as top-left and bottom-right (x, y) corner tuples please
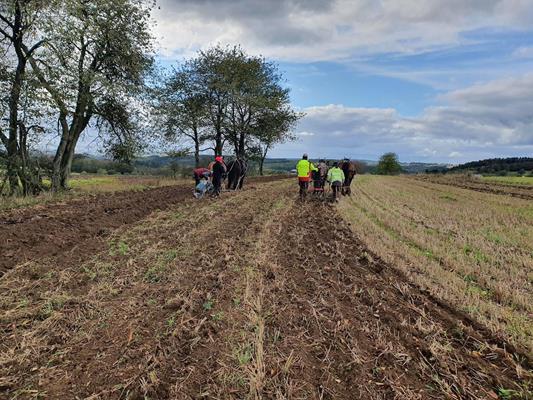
(192, 156), (227, 198)
(296, 154), (352, 201)
(192, 153), (354, 201)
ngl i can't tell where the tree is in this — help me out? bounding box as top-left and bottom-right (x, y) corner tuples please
(154, 62), (209, 167)
(213, 46), (300, 160)
(157, 46), (300, 164)
(377, 152), (402, 175)
(24, 0), (154, 190)
(166, 149), (189, 178)
(353, 160), (366, 175)
(252, 106), (300, 175)
(193, 46), (231, 156)
(188, 45), (301, 161)
(0, 0), (49, 194)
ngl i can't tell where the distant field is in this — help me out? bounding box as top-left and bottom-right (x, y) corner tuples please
(66, 174), (182, 192)
(338, 175), (533, 354)
(0, 175), (184, 211)
(416, 173), (533, 200)
(482, 175), (533, 185)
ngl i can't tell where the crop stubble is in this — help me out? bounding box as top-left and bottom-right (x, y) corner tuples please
(0, 177), (530, 399)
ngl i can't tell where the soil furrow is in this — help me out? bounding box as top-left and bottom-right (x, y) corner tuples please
(261, 199), (530, 399)
(1, 179), (530, 399)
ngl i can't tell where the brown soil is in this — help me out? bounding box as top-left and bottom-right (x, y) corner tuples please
(0, 185), (192, 276)
(415, 175), (533, 200)
(0, 175), (289, 276)
(262, 201), (530, 398)
(0, 179), (530, 399)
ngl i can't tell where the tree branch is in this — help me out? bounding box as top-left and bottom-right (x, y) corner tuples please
(0, 25), (13, 41)
(0, 126), (8, 148)
(26, 38), (46, 56)
(24, 50), (70, 117)
(0, 12), (14, 29)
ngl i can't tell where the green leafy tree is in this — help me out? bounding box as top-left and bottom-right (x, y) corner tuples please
(24, 0), (155, 190)
(377, 152), (402, 175)
(184, 45), (301, 160)
(251, 106), (300, 175)
(154, 62), (209, 167)
(192, 46), (231, 156)
(0, 0), (50, 194)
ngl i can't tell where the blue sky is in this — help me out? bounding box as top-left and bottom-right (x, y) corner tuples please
(147, 0), (533, 163)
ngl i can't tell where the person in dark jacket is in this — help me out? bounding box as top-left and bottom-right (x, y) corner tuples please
(211, 156), (226, 197)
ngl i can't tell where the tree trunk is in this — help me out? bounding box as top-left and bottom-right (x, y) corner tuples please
(51, 117), (87, 191)
(194, 140), (200, 167)
(215, 123), (223, 156)
(259, 144), (270, 176)
(6, 3), (25, 195)
(51, 77), (92, 191)
(214, 108), (224, 156)
(192, 124), (200, 167)
(58, 133), (79, 189)
(238, 132), (245, 159)
(51, 113), (70, 191)
(259, 158), (264, 176)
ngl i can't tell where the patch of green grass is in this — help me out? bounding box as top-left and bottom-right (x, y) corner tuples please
(439, 194), (457, 201)
(166, 315), (176, 329)
(463, 244), (473, 256)
(173, 211), (183, 220)
(462, 244), (489, 264)
(497, 387), (521, 399)
(272, 198), (287, 210)
(39, 295), (69, 319)
(202, 299), (214, 311)
(235, 344), (253, 366)
(144, 263), (167, 283)
(467, 284), (490, 298)
(146, 298), (157, 306)
(70, 177), (117, 187)
(109, 240), (129, 256)
(211, 311), (224, 321)
(17, 298), (30, 309)
(163, 249), (177, 262)
(44, 271), (55, 279)
(463, 273), (477, 284)
(515, 206), (533, 219)
(83, 266), (97, 280)
(484, 230), (503, 245)
(117, 241), (129, 256)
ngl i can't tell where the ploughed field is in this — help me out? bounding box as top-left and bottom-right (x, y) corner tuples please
(0, 176), (531, 399)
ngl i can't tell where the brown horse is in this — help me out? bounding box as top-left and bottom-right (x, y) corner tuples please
(339, 159), (357, 195)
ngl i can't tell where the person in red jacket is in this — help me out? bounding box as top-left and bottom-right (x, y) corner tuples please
(193, 167), (211, 185)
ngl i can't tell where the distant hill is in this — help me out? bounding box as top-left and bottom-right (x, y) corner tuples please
(446, 157), (533, 175)
(67, 153), (449, 175)
(400, 162), (449, 174)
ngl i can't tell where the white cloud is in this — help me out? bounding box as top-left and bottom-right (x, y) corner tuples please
(153, 0), (533, 61)
(272, 73), (533, 161)
(512, 46), (533, 59)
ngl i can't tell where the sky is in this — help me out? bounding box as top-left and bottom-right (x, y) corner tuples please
(149, 0), (533, 163)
